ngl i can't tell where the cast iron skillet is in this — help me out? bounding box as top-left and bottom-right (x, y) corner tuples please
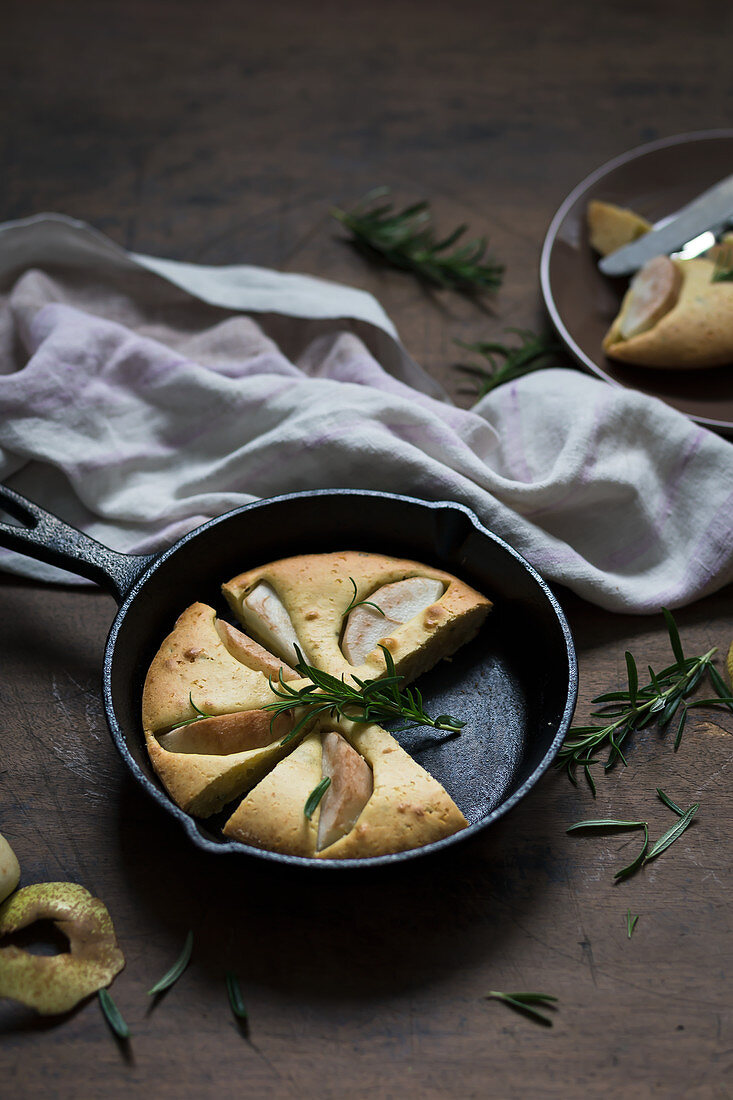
(0, 485), (577, 869)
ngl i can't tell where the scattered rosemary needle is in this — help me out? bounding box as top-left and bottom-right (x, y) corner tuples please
(343, 577), (385, 617)
(626, 909), (639, 938)
(332, 187), (503, 294)
(656, 788), (684, 816)
(226, 971), (248, 1022)
(99, 988), (130, 1039)
(484, 990), (558, 1027)
(566, 818), (649, 882)
(266, 644), (464, 746)
(645, 800), (699, 862)
(454, 328), (562, 397)
(148, 930), (194, 996)
(304, 776), (331, 819)
(558, 608), (733, 793)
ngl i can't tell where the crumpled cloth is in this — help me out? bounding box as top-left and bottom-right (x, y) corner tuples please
(0, 214), (732, 614)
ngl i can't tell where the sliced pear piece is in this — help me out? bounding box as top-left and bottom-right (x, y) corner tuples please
(158, 709), (291, 754)
(214, 619), (298, 680)
(0, 834), (20, 905)
(342, 577), (445, 665)
(317, 731), (373, 851)
(318, 722), (468, 860)
(240, 582), (302, 666)
(0, 882), (124, 1015)
(616, 255), (682, 340)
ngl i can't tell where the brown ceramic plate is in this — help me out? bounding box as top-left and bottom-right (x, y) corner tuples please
(540, 130), (733, 435)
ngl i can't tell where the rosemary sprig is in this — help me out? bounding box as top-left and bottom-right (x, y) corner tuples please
(711, 244), (733, 282)
(484, 990), (558, 1027)
(148, 930), (194, 996)
(332, 188), (503, 294)
(558, 608), (733, 792)
(455, 328), (561, 397)
(265, 644), (464, 746)
(226, 971), (248, 1022)
(343, 577), (385, 617)
(626, 909), (639, 938)
(304, 776), (331, 819)
(99, 988), (130, 1039)
(168, 693), (215, 732)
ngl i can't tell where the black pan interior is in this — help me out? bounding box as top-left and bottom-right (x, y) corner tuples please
(103, 491), (576, 865)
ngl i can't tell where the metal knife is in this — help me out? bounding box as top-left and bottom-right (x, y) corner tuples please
(598, 172), (733, 276)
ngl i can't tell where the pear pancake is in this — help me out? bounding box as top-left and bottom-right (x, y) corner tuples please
(604, 257), (733, 369)
(222, 551), (491, 684)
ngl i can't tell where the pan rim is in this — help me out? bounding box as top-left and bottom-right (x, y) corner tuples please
(103, 489), (577, 869)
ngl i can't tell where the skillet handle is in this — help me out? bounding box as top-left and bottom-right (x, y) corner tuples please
(0, 485), (156, 604)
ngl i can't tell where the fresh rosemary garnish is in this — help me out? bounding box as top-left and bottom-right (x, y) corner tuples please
(558, 609), (733, 792)
(226, 971), (248, 1022)
(332, 188), (503, 294)
(711, 244), (733, 282)
(455, 328), (561, 397)
(265, 644), (464, 746)
(626, 909), (639, 938)
(99, 988), (130, 1039)
(304, 776), (331, 819)
(148, 930), (194, 996)
(343, 577), (385, 617)
(656, 787), (684, 816)
(168, 694), (215, 731)
(484, 990), (558, 1027)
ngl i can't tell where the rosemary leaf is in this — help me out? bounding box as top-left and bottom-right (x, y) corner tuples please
(614, 823), (649, 882)
(99, 988), (130, 1039)
(455, 328), (561, 397)
(343, 577), (385, 617)
(226, 971), (248, 1021)
(148, 930), (194, 996)
(304, 776), (331, 819)
(626, 909), (639, 938)
(656, 788), (684, 816)
(484, 990), (557, 1027)
(567, 819), (647, 832)
(168, 693), (215, 731)
(332, 188), (503, 294)
(645, 802), (699, 862)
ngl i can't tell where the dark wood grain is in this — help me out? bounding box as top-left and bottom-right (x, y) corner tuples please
(1, 1), (732, 1096)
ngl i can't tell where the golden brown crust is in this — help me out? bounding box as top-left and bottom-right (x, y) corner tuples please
(222, 551), (491, 684)
(604, 258), (733, 369)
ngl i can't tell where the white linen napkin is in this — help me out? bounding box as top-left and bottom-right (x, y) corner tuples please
(1, 214), (731, 613)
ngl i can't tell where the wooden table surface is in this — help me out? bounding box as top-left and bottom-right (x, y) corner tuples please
(1, 2), (732, 1097)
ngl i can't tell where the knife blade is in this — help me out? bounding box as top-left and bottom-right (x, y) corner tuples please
(598, 173), (733, 276)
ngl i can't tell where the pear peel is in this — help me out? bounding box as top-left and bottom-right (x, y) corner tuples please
(0, 882), (124, 1015)
(0, 834), (20, 904)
